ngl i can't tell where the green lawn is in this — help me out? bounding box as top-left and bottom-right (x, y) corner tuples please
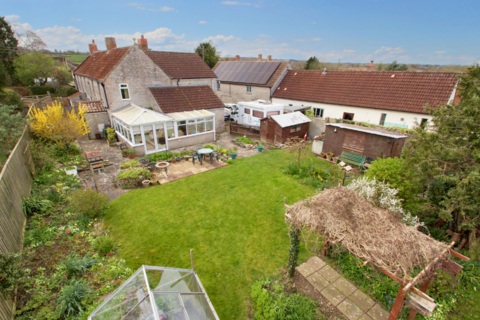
(54, 54), (88, 64)
(106, 150), (332, 319)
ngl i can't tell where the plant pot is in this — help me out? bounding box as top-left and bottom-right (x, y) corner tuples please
(230, 152), (237, 159)
(122, 153), (128, 158)
(320, 154), (326, 159)
(128, 154), (135, 159)
(64, 166), (77, 176)
(142, 180), (150, 188)
(108, 139), (116, 147)
(257, 146), (264, 152)
(176, 157), (182, 162)
(246, 145), (252, 150)
(171, 157), (177, 163)
(326, 154), (333, 161)
(150, 179), (157, 186)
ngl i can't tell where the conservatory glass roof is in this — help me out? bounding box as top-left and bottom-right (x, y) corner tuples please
(167, 110), (215, 120)
(112, 104), (173, 126)
(89, 265), (219, 320)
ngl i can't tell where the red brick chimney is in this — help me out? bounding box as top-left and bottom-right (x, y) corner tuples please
(88, 40), (98, 54)
(370, 61), (374, 66)
(105, 37), (117, 51)
(267, 55), (272, 61)
(258, 54), (262, 61)
(235, 55), (240, 61)
(138, 35), (148, 51)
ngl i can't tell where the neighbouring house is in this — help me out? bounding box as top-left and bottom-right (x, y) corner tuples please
(260, 111), (311, 144)
(322, 123), (407, 160)
(111, 85), (224, 155)
(213, 54), (291, 103)
(272, 70), (459, 129)
(72, 36), (225, 154)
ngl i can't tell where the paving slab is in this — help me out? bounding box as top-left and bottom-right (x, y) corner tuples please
(349, 289), (375, 312)
(338, 299), (364, 320)
(332, 277), (357, 296)
(307, 272), (330, 292)
(367, 304), (389, 320)
(321, 285), (347, 306)
(297, 256), (326, 277)
(320, 264), (341, 282)
(358, 314), (373, 320)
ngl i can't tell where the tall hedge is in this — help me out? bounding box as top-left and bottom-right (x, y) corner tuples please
(57, 85), (78, 97)
(28, 86), (55, 95)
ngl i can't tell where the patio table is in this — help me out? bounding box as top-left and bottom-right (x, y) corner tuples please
(197, 148), (213, 164)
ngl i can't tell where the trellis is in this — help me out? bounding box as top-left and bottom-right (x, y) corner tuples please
(284, 187), (470, 319)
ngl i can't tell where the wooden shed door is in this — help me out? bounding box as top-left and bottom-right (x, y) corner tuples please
(342, 130), (367, 155)
(267, 121), (275, 144)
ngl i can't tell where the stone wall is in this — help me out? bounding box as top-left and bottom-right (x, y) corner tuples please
(216, 83), (271, 103)
(85, 112), (111, 140)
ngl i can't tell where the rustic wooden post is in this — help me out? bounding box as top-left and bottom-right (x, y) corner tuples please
(288, 228), (300, 277)
(388, 285), (407, 320)
(321, 235), (328, 257)
(407, 278), (432, 320)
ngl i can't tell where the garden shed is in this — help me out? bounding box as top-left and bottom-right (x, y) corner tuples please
(89, 265), (220, 320)
(111, 103), (216, 156)
(322, 123), (407, 160)
(260, 111), (311, 144)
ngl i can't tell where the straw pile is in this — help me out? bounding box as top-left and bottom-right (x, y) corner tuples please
(286, 187), (449, 279)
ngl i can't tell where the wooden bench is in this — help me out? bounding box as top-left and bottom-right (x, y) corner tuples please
(85, 151), (105, 173)
(336, 152), (367, 171)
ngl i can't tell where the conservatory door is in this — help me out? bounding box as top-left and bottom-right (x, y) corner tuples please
(143, 124), (167, 154)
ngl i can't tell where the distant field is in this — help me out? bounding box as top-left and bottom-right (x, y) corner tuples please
(53, 54), (88, 64)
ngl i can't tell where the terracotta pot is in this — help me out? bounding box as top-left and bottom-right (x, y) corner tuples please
(150, 180), (157, 186)
(142, 180), (150, 188)
(326, 154), (333, 161)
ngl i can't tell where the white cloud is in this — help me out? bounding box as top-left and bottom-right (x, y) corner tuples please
(70, 18), (82, 22)
(374, 46), (405, 55)
(312, 38), (321, 41)
(308, 22), (316, 24)
(147, 6), (175, 12)
(258, 34), (270, 38)
(293, 38), (321, 42)
(202, 35), (237, 43)
(343, 49), (355, 53)
(4, 15), (20, 22)
(221, 1), (251, 5)
(435, 50), (446, 55)
(199, 21), (208, 24)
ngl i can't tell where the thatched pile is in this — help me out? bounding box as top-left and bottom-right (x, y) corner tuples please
(286, 187), (449, 279)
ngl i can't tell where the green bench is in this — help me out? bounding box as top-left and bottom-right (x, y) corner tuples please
(336, 152), (367, 171)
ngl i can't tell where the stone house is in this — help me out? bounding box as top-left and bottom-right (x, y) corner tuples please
(212, 55), (290, 103)
(272, 70), (459, 129)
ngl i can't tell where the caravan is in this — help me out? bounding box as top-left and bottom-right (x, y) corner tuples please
(233, 100), (284, 127)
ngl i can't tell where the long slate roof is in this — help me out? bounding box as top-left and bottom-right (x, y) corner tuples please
(273, 70), (459, 114)
(74, 46), (216, 81)
(148, 85), (224, 113)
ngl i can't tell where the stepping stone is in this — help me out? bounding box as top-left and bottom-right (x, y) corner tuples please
(367, 304), (389, 320)
(319, 264), (341, 282)
(332, 277), (357, 296)
(296, 256), (326, 277)
(337, 299), (364, 320)
(358, 314), (373, 320)
(349, 289), (375, 312)
(307, 272), (330, 291)
(321, 285), (346, 306)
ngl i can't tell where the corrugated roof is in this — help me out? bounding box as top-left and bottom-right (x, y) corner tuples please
(273, 71), (459, 114)
(74, 47), (131, 81)
(148, 85), (224, 113)
(213, 61), (289, 87)
(112, 104), (173, 125)
(271, 112), (311, 128)
(145, 51), (217, 79)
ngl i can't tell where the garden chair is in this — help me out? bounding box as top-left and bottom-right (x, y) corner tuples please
(211, 147), (219, 162)
(191, 151), (201, 165)
(195, 145), (204, 152)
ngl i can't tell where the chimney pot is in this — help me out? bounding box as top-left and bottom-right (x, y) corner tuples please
(105, 37), (117, 51)
(235, 55), (240, 61)
(370, 60), (374, 66)
(258, 54), (262, 60)
(88, 39), (98, 55)
(138, 35), (148, 51)
(267, 55), (272, 61)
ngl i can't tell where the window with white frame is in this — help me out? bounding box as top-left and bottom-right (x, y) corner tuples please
(246, 86), (252, 93)
(174, 117), (214, 137)
(217, 81), (221, 91)
(313, 107), (324, 118)
(120, 84), (130, 100)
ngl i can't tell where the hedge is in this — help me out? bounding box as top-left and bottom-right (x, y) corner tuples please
(57, 85), (78, 97)
(28, 86), (55, 96)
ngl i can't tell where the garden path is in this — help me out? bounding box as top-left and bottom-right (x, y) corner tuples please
(297, 256), (390, 320)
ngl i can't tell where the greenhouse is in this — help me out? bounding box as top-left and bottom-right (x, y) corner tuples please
(89, 265), (219, 320)
(111, 104), (216, 155)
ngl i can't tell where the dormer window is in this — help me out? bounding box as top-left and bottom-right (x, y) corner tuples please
(120, 84), (130, 100)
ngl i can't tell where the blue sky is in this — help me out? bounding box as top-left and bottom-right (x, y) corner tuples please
(3, 0), (479, 65)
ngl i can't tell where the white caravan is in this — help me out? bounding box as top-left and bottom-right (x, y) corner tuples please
(234, 100), (284, 127)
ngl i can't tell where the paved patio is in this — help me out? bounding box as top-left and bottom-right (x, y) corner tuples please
(153, 157), (228, 185)
(297, 256), (390, 320)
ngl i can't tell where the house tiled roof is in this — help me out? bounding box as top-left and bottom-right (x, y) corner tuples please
(148, 85), (224, 113)
(83, 100), (105, 113)
(67, 91), (82, 99)
(145, 51), (216, 79)
(273, 71), (459, 114)
(74, 47), (131, 81)
(212, 61), (289, 87)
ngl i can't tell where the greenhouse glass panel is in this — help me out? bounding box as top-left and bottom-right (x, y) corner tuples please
(181, 294), (217, 320)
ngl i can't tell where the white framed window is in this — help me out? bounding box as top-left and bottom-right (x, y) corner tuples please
(246, 86), (252, 93)
(217, 81), (221, 91)
(120, 84), (130, 100)
(313, 108), (324, 119)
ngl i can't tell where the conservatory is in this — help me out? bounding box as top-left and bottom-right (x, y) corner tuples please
(89, 265), (220, 320)
(111, 104), (216, 155)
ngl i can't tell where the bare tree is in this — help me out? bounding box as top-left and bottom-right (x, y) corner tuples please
(16, 30), (47, 52)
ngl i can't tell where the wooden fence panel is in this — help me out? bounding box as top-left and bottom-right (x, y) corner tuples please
(0, 126), (34, 320)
